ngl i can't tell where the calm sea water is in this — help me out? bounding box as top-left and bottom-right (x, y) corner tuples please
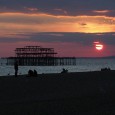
(0, 58), (115, 76)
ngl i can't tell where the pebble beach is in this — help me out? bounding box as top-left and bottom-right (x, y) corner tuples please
(0, 71), (115, 114)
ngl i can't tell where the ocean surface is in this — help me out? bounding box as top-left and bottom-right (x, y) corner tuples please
(0, 58), (115, 76)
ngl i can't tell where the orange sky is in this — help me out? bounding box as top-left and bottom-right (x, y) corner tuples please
(0, 13), (115, 38)
(0, 12), (115, 57)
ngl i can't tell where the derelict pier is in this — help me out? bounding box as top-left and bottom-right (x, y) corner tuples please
(7, 46), (76, 66)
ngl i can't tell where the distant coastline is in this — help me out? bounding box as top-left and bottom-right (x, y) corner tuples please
(75, 56), (115, 59)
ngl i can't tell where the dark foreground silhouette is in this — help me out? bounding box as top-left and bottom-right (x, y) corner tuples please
(14, 61), (18, 77)
(61, 68), (68, 73)
(27, 69), (38, 77)
(0, 70), (115, 114)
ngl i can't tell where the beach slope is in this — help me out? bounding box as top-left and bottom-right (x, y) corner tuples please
(0, 71), (115, 114)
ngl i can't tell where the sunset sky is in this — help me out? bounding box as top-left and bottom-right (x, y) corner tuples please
(0, 0), (115, 57)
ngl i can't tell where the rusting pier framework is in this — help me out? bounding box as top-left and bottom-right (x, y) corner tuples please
(7, 46), (76, 66)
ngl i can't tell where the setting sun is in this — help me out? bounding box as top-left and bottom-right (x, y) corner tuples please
(95, 44), (103, 51)
(94, 41), (104, 51)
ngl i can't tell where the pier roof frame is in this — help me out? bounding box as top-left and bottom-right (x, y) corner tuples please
(15, 46), (57, 57)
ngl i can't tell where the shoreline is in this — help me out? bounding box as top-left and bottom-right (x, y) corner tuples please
(1, 69), (115, 77)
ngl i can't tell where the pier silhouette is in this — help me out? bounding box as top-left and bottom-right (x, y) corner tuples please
(6, 46), (76, 66)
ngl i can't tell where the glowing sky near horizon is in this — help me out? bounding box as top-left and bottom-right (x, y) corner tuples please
(0, 13), (115, 36)
(0, 0), (115, 57)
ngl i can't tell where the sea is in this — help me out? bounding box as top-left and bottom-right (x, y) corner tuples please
(0, 57), (115, 76)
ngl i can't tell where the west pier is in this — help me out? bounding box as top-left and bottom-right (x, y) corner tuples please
(7, 46), (76, 66)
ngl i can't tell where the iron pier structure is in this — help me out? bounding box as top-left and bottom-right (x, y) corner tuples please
(7, 46), (76, 66)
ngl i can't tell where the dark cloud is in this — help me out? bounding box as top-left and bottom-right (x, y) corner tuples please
(79, 23), (87, 26)
(1, 32), (115, 46)
(27, 32), (115, 46)
(0, 0), (115, 16)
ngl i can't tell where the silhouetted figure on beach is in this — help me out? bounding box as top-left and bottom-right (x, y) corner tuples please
(14, 61), (18, 77)
(101, 67), (111, 71)
(34, 70), (38, 77)
(27, 69), (38, 77)
(28, 69), (34, 77)
(61, 68), (68, 73)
